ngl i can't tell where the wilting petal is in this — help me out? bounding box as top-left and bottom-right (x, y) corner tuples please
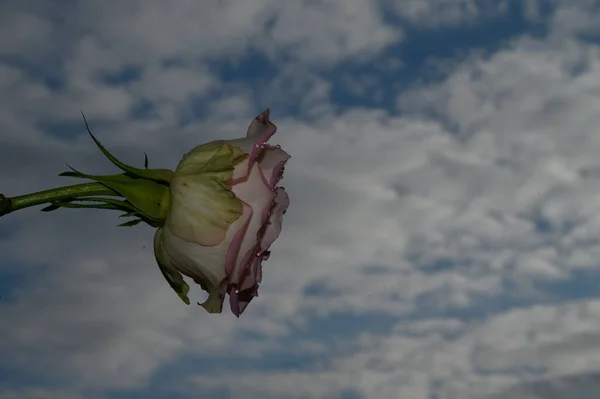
(257, 145), (291, 188)
(260, 188), (290, 253)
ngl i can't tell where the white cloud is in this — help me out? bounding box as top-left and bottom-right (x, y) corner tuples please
(9, 0), (400, 65)
(0, 388), (84, 399)
(185, 6), (600, 398)
(388, 0), (509, 27)
(189, 300), (600, 399)
(0, 11), (53, 55)
(3, 1), (600, 399)
(549, 0), (600, 39)
(0, 0), (401, 137)
(259, 0), (401, 63)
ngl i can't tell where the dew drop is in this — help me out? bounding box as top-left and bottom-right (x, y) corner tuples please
(275, 144), (281, 149)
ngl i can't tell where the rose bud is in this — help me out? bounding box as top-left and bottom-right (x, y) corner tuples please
(154, 109), (290, 316)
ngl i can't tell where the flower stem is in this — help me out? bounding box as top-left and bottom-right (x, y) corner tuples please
(0, 183), (120, 217)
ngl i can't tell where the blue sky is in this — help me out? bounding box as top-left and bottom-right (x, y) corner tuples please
(2, 1), (600, 398)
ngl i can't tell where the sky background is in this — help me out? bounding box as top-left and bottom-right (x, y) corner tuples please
(1, 0), (600, 398)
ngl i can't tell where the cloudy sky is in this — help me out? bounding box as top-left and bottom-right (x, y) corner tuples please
(2, 0), (600, 398)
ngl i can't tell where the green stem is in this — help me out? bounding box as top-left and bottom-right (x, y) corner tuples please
(0, 183), (120, 217)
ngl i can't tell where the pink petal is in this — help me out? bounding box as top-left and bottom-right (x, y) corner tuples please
(246, 109), (275, 139)
(253, 252), (265, 283)
(239, 255), (262, 291)
(228, 160), (276, 285)
(226, 180), (275, 316)
(230, 158), (250, 184)
(227, 187), (289, 317)
(245, 111), (277, 176)
(232, 246), (257, 285)
(224, 201), (253, 277)
(258, 145), (291, 188)
(219, 110), (289, 317)
(260, 188), (290, 253)
(228, 255), (262, 317)
(228, 283), (258, 317)
(227, 109), (278, 181)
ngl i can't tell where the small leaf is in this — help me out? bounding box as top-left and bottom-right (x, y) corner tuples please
(58, 169), (84, 178)
(81, 112), (174, 183)
(40, 204), (61, 212)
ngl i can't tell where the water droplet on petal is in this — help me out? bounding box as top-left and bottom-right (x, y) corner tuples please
(275, 144), (281, 149)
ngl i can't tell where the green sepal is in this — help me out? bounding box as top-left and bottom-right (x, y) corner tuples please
(59, 166), (170, 223)
(41, 201), (122, 212)
(40, 197), (162, 228)
(81, 112), (174, 183)
(41, 196), (137, 213)
(118, 218), (144, 227)
(40, 204), (60, 212)
(153, 228), (191, 305)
